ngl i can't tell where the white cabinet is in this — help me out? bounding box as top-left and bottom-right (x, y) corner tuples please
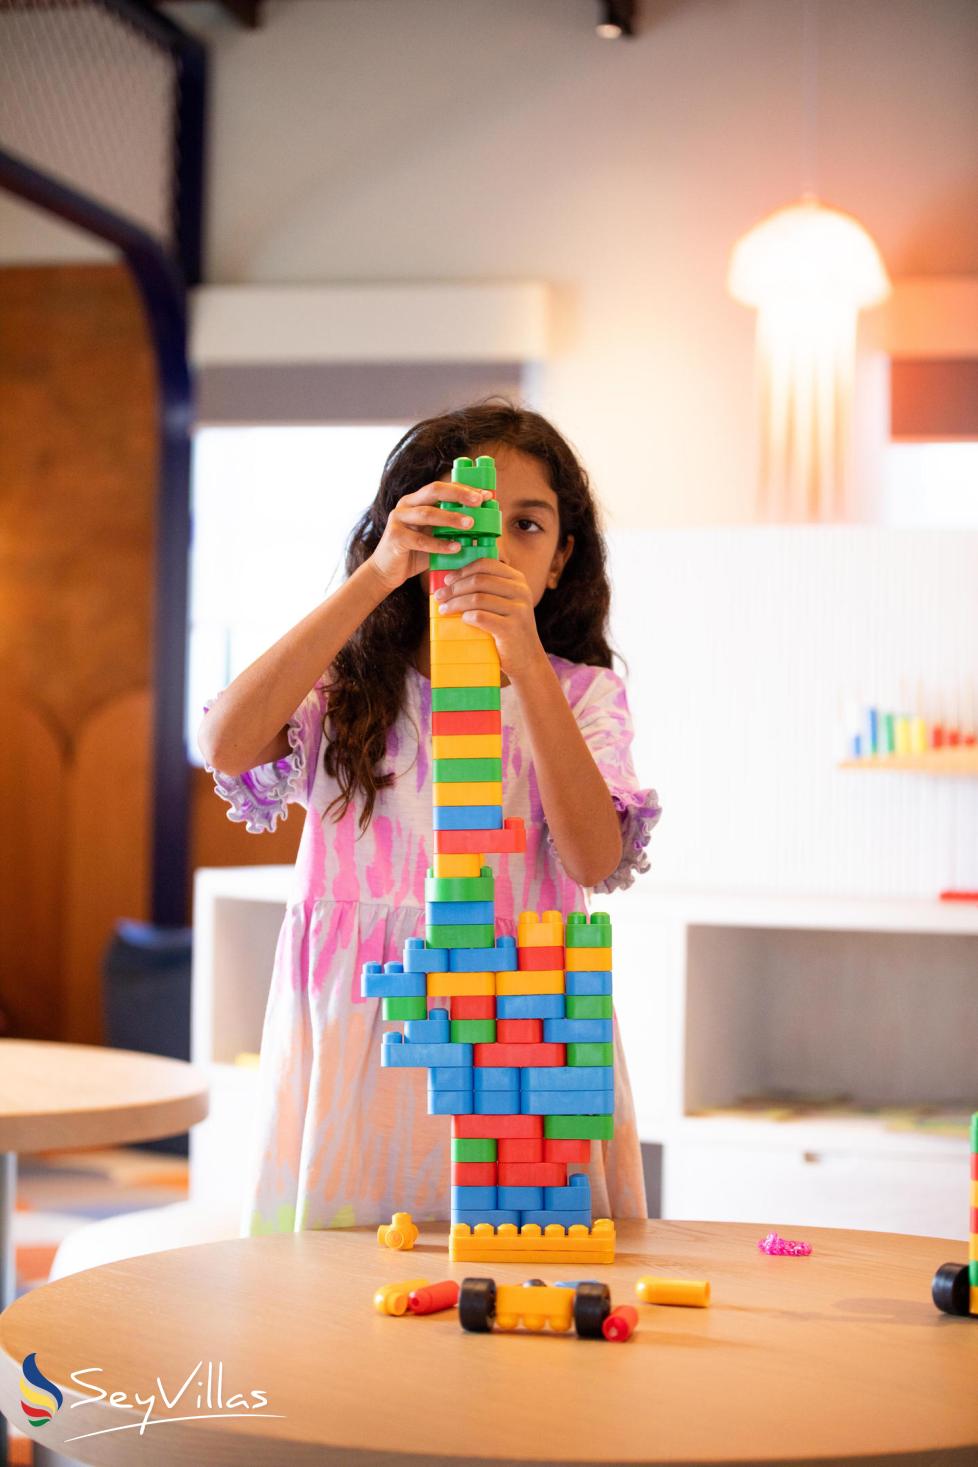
(603, 889), (978, 1239)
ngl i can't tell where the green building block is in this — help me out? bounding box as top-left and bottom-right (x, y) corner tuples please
(565, 911), (613, 948)
(433, 500), (502, 539)
(432, 758), (502, 783)
(424, 866), (494, 902)
(451, 454), (496, 493)
(567, 1042), (614, 1066)
(450, 1019), (496, 1044)
(566, 994), (613, 1020)
(452, 1137), (497, 1162)
(431, 686), (501, 712)
(544, 1114), (614, 1141)
(425, 923), (495, 949)
(382, 995), (427, 1021)
(429, 535), (500, 570)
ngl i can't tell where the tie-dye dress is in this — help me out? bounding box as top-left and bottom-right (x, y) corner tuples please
(207, 654), (661, 1235)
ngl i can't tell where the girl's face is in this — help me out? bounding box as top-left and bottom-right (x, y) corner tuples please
(420, 445), (574, 602)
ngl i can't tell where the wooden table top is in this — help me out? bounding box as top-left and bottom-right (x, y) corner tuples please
(0, 1040), (209, 1152)
(2, 1219), (977, 1465)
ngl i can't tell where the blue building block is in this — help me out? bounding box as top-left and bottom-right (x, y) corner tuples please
(544, 1175), (591, 1210)
(361, 962), (427, 999)
(495, 993), (565, 1020)
(498, 1186), (544, 1210)
(425, 899), (495, 926)
(404, 1007), (451, 1043)
(449, 936), (517, 972)
(431, 1064), (474, 1086)
(519, 1209), (592, 1229)
(402, 938), (449, 974)
(565, 971), (613, 996)
(474, 1091), (522, 1115)
(452, 1185), (497, 1211)
(521, 1066), (613, 1091)
(473, 1067), (519, 1090)
(427, 1090), (473, 1115)
(543, 1018), (613, 1044)
(452, 1209), (520, 1227)
(521, 1089), (614, 1115)
(382, 1033), (472, 1068)
(433, 805), (503, 830)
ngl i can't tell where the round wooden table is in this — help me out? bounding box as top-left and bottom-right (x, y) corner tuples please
(0, 1039), (209, 1462)
(2, 1219), (977, 1466)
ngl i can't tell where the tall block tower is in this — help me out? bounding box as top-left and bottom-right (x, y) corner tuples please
(361, 455), (616, 1265)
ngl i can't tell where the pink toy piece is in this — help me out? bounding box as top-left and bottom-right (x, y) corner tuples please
(758, 1230), (812, 1256)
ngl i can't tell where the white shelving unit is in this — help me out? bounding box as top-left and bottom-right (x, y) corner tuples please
(191, 869), (978, 1239)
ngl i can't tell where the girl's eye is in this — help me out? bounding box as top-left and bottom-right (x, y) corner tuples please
(514, 518), (542, 533)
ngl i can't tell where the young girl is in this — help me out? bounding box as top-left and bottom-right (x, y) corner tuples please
(199, 400), (661, 1236)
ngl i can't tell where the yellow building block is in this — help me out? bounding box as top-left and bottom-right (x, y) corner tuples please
(433, 853), (484, 878)
(565, 946), (612, 971)
(495, 969), (564, 996)
(449, 1219), (616, 1266)
(427, 970), (495, 997)
(431, 638), (501, 666)
(433, 781), (503, 806)
(517, 910), (564, 947)
(373, 1278), (430, 1316)
(431, 662), (501, 689)
(493, 1282), (574, 1333)
(432, 734), (503, 761)
(429, 612), (495, 644)
(635, 1275), (710, 1308)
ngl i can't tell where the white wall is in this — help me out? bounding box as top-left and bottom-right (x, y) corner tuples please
(2, 0), (977, 526)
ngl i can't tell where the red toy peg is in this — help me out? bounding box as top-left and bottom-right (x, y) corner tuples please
(408, 1280), (461, 1315)
(602, 1304), (638, 1341)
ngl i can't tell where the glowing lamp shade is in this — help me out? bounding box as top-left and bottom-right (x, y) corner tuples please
(728, 198), (890, 520)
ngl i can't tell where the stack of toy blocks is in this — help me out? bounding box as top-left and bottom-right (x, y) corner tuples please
(361, 454), (616, 1265)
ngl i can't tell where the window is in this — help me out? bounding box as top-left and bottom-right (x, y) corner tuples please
(188, 423), (409, 762)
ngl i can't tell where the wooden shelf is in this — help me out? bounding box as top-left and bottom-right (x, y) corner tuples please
(839, 748), (978, 775)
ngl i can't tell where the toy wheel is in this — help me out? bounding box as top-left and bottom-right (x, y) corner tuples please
(459, 1277), (497, 1332)
(932, 1261), (972, 1317)
(573, 1280), (612, 1338)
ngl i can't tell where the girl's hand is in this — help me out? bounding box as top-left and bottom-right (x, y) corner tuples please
(433, 558), (546, 679)
(368, 481), (493, 593)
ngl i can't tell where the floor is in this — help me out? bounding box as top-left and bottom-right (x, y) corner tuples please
(7, 1147), (189, 1466)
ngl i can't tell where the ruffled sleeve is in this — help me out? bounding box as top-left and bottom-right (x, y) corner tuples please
(203, 676), (330, 834)
(547, 662), (662, 894)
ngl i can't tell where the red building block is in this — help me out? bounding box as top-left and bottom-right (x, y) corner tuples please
(431, 709), (502, 736)
(453, 1114), (544, 1139)
(453, 1161), (498, 1187)
(543, 1138), (591, 1164)
(450, 995), (496, 1020)
(497, 1162), (567, 1188)
(474, 1042), (564, 1068)
(435, 818), (526, 855)
(498, 1138), (545, 1163)
(496, 1018), (543, 1043)
(517, 945), (565, 971)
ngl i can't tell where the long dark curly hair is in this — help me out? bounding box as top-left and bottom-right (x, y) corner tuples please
(323, 399), (616, 832)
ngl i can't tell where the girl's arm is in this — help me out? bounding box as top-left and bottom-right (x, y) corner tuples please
(199, 477), (491, 777)
(199, 560), (390, 776)
(509, 650), (623, 889)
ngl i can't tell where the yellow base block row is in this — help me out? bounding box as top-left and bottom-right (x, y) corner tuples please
(433, 853), (484, 878)
(431, 663), (501, 689)
(432, 640), (501, 667)
(433, 781), (503, 806)
(449, 1219), (616, 1266)
(432, 734), (502, 761)
(429, 606), (495, 643)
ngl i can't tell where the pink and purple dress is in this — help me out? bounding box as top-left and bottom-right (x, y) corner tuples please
(207, 654), (661, 1235)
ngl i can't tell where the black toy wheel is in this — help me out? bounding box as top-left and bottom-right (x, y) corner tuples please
(932, 1261), (972, 1317)
(459, 1277), (497, 1332)
(573, 1280), (612, 1338)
